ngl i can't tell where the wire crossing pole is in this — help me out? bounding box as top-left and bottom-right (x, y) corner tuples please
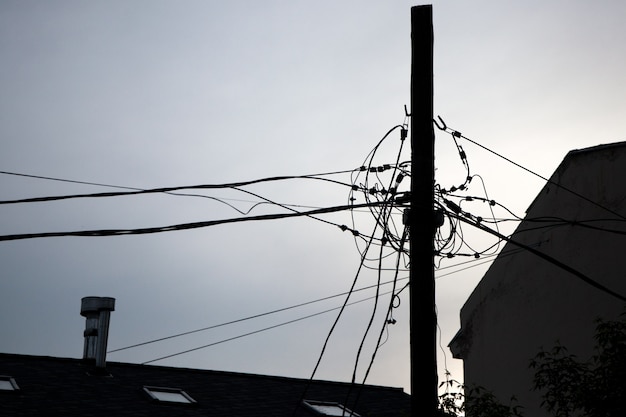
(409, 5), (437, 416)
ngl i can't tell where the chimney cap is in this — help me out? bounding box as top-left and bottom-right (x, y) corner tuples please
(81, 296), (115, 316)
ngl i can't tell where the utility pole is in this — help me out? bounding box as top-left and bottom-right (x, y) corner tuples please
(409, 4), (437, 416)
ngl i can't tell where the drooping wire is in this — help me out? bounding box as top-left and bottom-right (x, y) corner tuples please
(292, 203), (384, 417)
(347, 125), (409, 389)
(348, 124), (410, 269)
(433, 120), (513, 261)
(344, 228), (408, 411)
(349, 211), (387, 384)
(294, 121), (411, 416)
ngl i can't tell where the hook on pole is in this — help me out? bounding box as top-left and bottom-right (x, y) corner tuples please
(433, 115), (447, 131)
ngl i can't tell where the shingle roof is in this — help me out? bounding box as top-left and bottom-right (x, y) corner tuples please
(0, 353), (410, 417)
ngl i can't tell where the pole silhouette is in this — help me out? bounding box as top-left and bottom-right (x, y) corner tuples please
(409, 4), (437, 416)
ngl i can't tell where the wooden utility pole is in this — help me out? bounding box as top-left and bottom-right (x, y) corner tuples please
(409, 4), (437, 416)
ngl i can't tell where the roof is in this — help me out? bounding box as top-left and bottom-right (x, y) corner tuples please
(0, 353), (411, 417)
(524, 140), (626, 214)
(567, 140), (626, 157)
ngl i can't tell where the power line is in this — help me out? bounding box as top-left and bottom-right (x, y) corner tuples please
(108, 276), (408, 354)
(434, 242), (548, 279)
(141, 288), (396, 365)
(0, 202), (382, 242)
(0, 170), (140, 190)
(448, 209), (626, 303)
(0, 168), (357, 189)
(348, 133), (409, 390)
(434, 117), (626, 221)
(0, 171), (359, 206)
(295, 223), (384, 416)
(294, 129), (411, 415)
(350, 229), (408, 401)
(1, 169), (375, 216)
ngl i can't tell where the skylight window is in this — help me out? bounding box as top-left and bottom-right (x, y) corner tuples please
(143, 386), (196, 404)
(0, 376), (19, 391)
(303, 400), (360, 417)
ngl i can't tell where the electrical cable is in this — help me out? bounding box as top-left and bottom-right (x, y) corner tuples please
(141, 288), (396, 365)
(348, 125), (409, 252)
(350, 224), (386, 385)
(343, 229), (408, 414)
(325, 121), (410, 414)
(302, 211), (381, 387)
(434, 245), (544, 279)
(0, 170), (143, 190)
(108, 276), (408, 354)
(347, 132), (408, 390)
(0, 168), (357, 189)
(447, 209), (626, 303)
(293, 122), (409, 416)
(0, 202), (384, 242)
(0, 168), (369, 216)
(524, 217), (626, 236)
(0, 173), (357, 206)
(434, 118), (626, 221)
(231, 186), (350, 232)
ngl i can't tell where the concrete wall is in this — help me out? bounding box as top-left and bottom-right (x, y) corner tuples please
(449, 142), (626, 416)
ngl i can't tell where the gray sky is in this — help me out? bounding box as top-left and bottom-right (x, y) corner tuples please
(1, 0), (625, 395)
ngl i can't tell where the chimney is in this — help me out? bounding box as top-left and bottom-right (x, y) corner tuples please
(80, 296), (115, 370)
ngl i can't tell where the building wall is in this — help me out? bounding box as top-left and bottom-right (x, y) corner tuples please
(450, 142), (626, 417)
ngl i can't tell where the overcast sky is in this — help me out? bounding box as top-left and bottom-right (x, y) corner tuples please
(1, 1), (625, 396)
